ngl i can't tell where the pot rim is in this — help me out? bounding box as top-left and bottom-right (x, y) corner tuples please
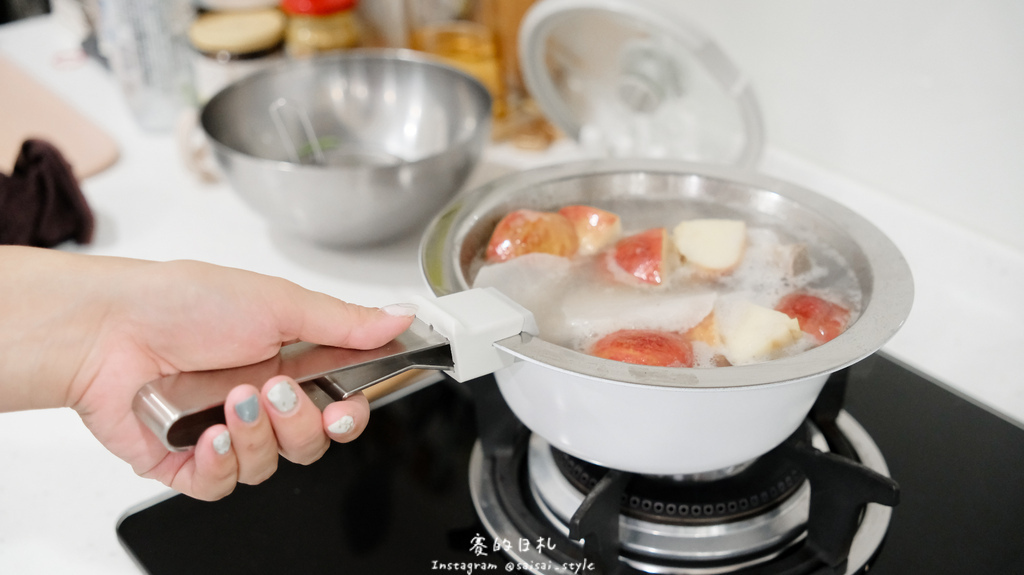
(420, 159), (914, 390)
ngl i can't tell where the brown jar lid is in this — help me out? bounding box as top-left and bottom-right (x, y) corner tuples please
(189, 9), (287, 56)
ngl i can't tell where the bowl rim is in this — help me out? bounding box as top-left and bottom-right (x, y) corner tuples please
(419, 159), (915, 390)
(198, 48), (493, 172)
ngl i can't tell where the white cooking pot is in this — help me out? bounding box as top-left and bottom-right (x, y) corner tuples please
(134, 160), (912, 476)
(418, 159), (912, 475)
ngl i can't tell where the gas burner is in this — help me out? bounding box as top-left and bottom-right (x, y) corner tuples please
(469, 408), (897, 575)
(527, 425), (830, 565)
(544, 427), (824, 526)
(528, 432), (811, 567)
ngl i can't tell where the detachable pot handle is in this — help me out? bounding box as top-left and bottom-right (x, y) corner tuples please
(132, 288), (537, 452)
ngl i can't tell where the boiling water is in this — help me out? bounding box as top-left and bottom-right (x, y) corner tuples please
(471, 221), (861, 368)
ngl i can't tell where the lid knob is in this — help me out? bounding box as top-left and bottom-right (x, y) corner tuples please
(617, 40), (683, 114)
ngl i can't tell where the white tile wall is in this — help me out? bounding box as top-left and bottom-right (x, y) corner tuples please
(643, 0), (1024, 254)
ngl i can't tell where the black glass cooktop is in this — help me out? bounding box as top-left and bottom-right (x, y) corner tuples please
(116, 354), (1024, 575)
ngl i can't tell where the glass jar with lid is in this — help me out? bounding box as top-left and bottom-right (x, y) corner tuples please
(188, 8), (287, 103)
(280, 0), (362, 57)
(405, 0), (506, 118)
(405, 0), (559, 148)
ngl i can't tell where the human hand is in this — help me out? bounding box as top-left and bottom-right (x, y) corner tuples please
(0, 247), (415, 500)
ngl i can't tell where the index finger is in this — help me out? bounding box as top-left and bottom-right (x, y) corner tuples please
(267, 280), (418, 350)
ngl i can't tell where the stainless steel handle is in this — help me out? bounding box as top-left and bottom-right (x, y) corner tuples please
(133, 287), (538, 452)
(133, 318), (452, 452)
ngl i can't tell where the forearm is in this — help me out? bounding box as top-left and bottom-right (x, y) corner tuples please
(0, 246), (135, 411)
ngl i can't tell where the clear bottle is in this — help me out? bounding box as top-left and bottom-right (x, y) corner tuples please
(97, 0), (195, 131)
(280, 0), (362, 57)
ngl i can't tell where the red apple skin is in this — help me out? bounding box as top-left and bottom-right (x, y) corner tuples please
(557, 205), (622, 253)
(485, 209), (580, 263)
(612, 228), (672, 285)
(775, 293), (851, 343)
(590, 329), (695, 367)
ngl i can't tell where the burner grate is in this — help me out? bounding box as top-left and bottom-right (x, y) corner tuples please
(551, 442), (806, 525)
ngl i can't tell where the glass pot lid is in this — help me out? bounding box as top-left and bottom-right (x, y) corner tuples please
(519, 0), (764, 169)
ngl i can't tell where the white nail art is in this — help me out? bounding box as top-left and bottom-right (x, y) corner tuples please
(268, 380), (298, 413)
(328, 414), (355, 434)
(381, 303), (418, 317)
(213, 430), (231, 455)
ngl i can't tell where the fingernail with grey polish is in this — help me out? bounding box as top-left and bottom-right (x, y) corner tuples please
(235, 395), (260, 423)
(381, 303), (418, 317)
(268, 380), (298, 413)
(213, 430), (231, 455)
(328, 414), (355, 435)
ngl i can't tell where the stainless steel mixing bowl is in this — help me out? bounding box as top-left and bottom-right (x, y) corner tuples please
(200, 49), (492, 247)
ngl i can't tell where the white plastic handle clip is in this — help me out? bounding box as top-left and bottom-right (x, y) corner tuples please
(412, 287), (539, 382)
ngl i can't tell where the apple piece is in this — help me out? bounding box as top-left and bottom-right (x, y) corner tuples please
(590, 329), (694, 367)
(686, 312), (732, 367)
(485, 209), (580, 263)
(557, 205), (622, 255)
(776, 293), (851, 343)
(685, 311), (721, 347)
(672, 219), (747, 271)
(610, 227), (675, 285)
(718, 300), (803, 365)
(772, 243), (812, 277)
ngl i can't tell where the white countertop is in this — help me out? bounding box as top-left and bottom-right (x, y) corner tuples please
(1, 15), (1022, 575)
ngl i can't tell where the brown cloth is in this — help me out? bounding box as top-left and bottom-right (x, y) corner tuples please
(0, 139), (94, 247)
